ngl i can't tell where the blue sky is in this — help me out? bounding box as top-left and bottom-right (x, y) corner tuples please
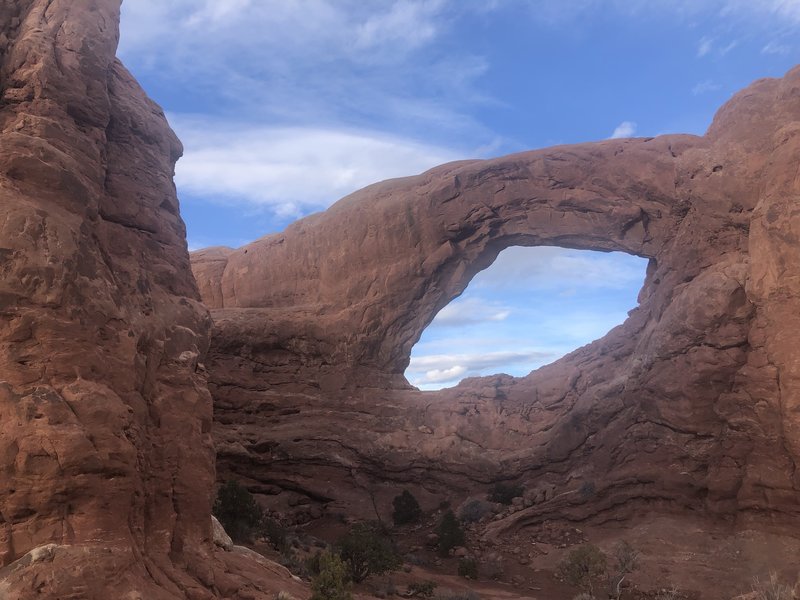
(119, 1), (798, 389)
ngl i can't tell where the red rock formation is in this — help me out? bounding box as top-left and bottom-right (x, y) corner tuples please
(0, 2), (303, 598)
(193, 67), (800, 594)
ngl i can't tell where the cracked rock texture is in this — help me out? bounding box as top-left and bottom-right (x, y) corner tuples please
(0, 2), (303, 598)
(193, 66), (800, 545)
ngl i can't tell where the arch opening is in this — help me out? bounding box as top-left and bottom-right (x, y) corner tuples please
(405, 246), (648, 390)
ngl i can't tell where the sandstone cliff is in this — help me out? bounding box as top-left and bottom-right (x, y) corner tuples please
(0, 2), (302, 598)
(193, 67), (800, 594)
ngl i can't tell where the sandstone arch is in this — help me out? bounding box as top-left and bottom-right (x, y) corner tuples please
(196, 137), (689, 382)
(194, 67), (800, 541)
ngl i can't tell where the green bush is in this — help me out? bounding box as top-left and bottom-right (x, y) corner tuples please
(487, 482), (524, 505)
(457, 558), (478, 579)
(392, 490), (422, 525)
(338, 522), (401, 583)
(213, 480), (263, 543)
(261, 516), (289, 554)
(279, 554), (310, 580)
(437, 510), (465, 557)
(556, 544), (607, 596)
(305, 550), (324, 576)
(310, 551), (352, 600)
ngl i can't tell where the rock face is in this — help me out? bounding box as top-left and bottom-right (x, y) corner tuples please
(193, 65), (800, 558)
(0, 2), (303, 598)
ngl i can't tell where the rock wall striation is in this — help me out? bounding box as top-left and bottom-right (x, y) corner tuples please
(0, 2), (301, 598)
(193, 66), (800, 534)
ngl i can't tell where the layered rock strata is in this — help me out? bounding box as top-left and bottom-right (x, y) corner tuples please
(194, 67), (800, 538)
(0, 2), (298, 598)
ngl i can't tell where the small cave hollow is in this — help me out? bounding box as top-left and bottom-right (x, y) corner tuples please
(405, 246), (648, 390)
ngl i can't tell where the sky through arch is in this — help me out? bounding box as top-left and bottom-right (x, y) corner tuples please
(405, 246), (648, 390)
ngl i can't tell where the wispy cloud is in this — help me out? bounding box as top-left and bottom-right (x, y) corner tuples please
(697, 36), (714, 57)
(119, 0), (487, 141)
(762, 40), (791, 54)
(692, 79), (722, 95)
(431, 298), (511, 327)
(171, 116), (461, 216)
(355, 0), (445, 52)
(718, 40), (738, 55)
(471, 247), (647, 291)
(407, 349), (554, 388)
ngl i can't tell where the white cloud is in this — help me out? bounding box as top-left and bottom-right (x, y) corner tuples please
(119, 0), (491, 146)
(762, 40), (791, 54)
(772, 0), (800, 22)
(171, 116), (461, 216)
(409, 350), (552, 371)
(697, 36), (714, 57)
(356, 0), (445, 52)
(431, 298), (511, 327)
(719, 40), (738, 55)
(692, 79), (722, 95)
(183, 0), (255, 28)
(418, 365), (468, 384)
(407, 349), (554, 387)
(609, 121), (637, 139)
(471, 247), (647, 292)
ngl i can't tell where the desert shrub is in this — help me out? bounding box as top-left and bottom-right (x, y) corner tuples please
(436, 510), (465, 557)
(275, 592), (298, 600)
(654, 587), (683, 600)
(261, 516), (289, 554)
(751, 572), (794, 600)
(392, 490), (422, 525)
(407, 581), (437, 598)
(612, 541), (638, 574)
(279, 554), (311, 580)
(213, 480), (263, 543)
(337, 521), (400, 583)
(305, 550), (324, 576)
(457, 557), (478, 579)
(572, 595), (595, 600)
(557, 544), (607, 596)
(487, 482), (524, 505)
(310, 551), (352, 600)
(458, 499), (491, 523)
(608, 540), (639, 598)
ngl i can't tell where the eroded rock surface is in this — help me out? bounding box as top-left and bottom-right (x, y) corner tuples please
(0, 2), (301, 598)
(193, 67), (800, 593)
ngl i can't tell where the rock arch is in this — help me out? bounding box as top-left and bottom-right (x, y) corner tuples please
(194, 67), (800, 535)
(196, 136), (687, 382)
